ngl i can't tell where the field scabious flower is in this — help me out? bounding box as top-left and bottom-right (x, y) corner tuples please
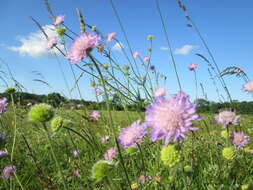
(90, 111), (100, 121)
(54, 15), (64, 25)
(47, 37), (58, 49)
(118, 120), (147, 148)
(214, 110), (240, 127)
(103, 148), (116, 161)
(0, 151), (8, 158)
(107, 32), (116, 42)
(50, 116), (63, 132)
(154, 88), (166, 98)
(143, 56), (149, 62)
(133, 51), (139, 59)
(222, 147), (235, 160)
(145, 91), (201, 145)
(232, 132), (249, 148)
(67, 32), (100, 64)
(160, 145), (180, 167)
(188, 63), (198, 71)
(72, 150), (81, 158)
(2, 165), (16, 179)
(243, 81), (253, 93)
(0, 98), (7, 114)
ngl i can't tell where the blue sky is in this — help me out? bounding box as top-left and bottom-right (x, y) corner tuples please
(0, 0), (253, 102)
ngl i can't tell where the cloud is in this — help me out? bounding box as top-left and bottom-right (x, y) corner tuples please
(8, 25), (63, 58)
(174, 45), (195, 55)
(112, 42), (124, 51)
(160, 46), (169, 51)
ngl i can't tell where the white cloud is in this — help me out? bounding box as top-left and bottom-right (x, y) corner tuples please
(174, 45), (195, 55)
(112, 42), (124, 51)
(160, 46), (169, 51)
(8, 25), (63, 58)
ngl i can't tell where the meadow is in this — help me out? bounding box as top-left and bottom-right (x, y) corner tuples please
(1, 0), (253, 189)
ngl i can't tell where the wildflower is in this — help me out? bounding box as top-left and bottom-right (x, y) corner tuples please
(67, 32), (100, 64)
(1, 165), (16, 179)
(221, 130), (229, 138)
(90, 111), (100, 121)
(149, 65), (155, 71)
(27, 102), (32, 107)
(5, 87), (15, 94)
(95, 90), (103, 96)
(54, 15), (64, 25)
(0, 98), (8, 114)
(143, 56), (149, 62)
(91, 26), (97, 31)
(56, 27), (66, 37)
(50, 116), (63, 132)
(101, 136), (110, 144)
(147, 35), (153, 41)
(188, 63), (198, 71)
(91, 160), (110, 182)
(243, 81), (253, 93)
(154, 88), (166, 98)
(72, 150), (81, 158)
(214, 110), (240, 128)
(232, 132), (249, 148)
(47, 37), (58, 49)
(222, 147), (235, 160)
(118, 120), (147, 148)
(107, 32), (116, 42)
(131, 183), (138, 189)
(133, 51), (139, 59)
(28, 103), (54, 123)
(160, 145), (180, 167)
(0, 151), (8, 158)
(104, 148), (116, 162)
(73, 170), (81, 178)
(145, 91), (201, 145)
(138, 175), (146, 184)
(103, 64), (109, 70)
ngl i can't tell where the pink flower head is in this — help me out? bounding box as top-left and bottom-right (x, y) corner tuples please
(107, 32), (116, 42)
(72, 150), (81, 158)
(2, 165), (16, 179)
(236, 67), (243, 74)
(54, 15), (65, 25)
(73, 170), (81, 178)
(133, 51), (140, 59)
(118, 120), (147, 148)
(104, 147), (116, 161)
(143, 56), (149, 62)
(0, 151), (8, 158)
(214, 110), (240, 128)
(27, 102), (32, 107)
(145, 91), (201, 145)
(90, 111), (100, 121)
(188, 63), (198, 71)
(47, 37), (58, 49)
(95, 89), (103, 96)
(243, 81), (253, 93)
(232, 132), (249, 148)
(154, 88), (166, 98)
(0, 98), (7, 114)
(138, 175), (146, 184)
(67, 32), (101, 64)
(101, 136), (110, 144)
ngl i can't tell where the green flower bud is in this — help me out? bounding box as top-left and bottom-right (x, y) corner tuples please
(92, 26), (97, 31)
(5, 87), (15, 94)
(221, 130), (229, 139)
(91, 160), (110, 182)
(148, 48), (152, 53)
(160, 145), (180, 167)
(28, 103), (54, 123)
(56, 27), (66, 36)
(91, 82), (97, 88)
(222, 147), (235, 160)
(147, 35), (153, 41)
(103, 64), (109, 70)
(123, 65), (129, 71)
(50, 116), (63, 132)
(183, 165), (193, 173)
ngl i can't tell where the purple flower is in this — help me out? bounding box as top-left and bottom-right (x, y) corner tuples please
(188, 63), (198, 71)
(232, 132), (249, 148)
(90, 111), (100, 121)
(154, 88), (166, 98)
(47, 37), (58, 49)
(149, 66), (155, 71)
(0, 98), (8, 114)
(118, 120), (147, 148)
(54, 15), (65, 25)
(145, 91), (201, 145)
(104, 148), (116, 161)
(243, 81), (253, 93)
(107, 32), (116, 42)
(2, 165), (16, 179)
(67, 32), (101, 64)
(73, 170), (81, 178)
(27, 102), (32, 107)
(214, 110), (240, 128)
(72, 150), (81, 158)
(0, 151), (8, 158)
